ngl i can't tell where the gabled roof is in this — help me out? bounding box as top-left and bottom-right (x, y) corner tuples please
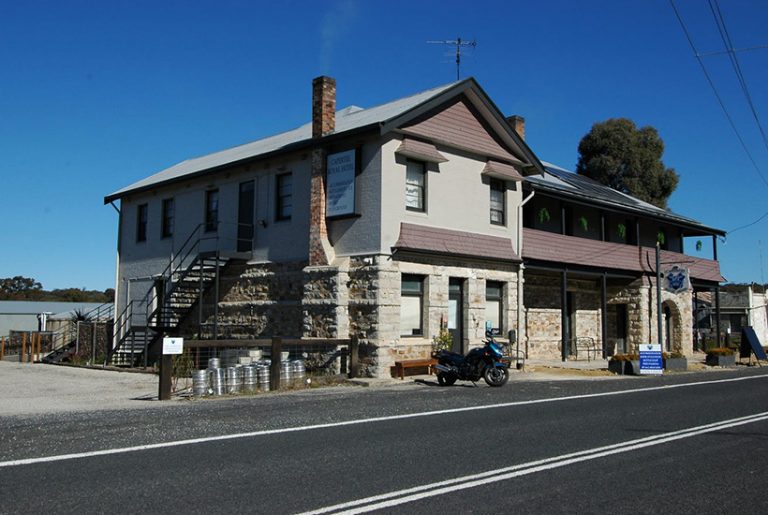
(105, 78), (543, 203)
(526, 162), (725, 236)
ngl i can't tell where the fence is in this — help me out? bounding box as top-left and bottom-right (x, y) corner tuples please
(170, 337), (357, 396)
(2, 331), (53, 362)
(1, 322), (112, 364)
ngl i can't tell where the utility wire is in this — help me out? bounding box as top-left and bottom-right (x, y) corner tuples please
(708, 0), (768, 153)
(727, 210), (768, 234)
(698, 44), (768, 58)
(669, 0), (768, 190)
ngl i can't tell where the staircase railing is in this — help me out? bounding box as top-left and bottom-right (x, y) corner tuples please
(108, 222), (251, 366)
(83, 301), (115, 322)
(46, 301), (114, 356)
(105, 300), (136, 365)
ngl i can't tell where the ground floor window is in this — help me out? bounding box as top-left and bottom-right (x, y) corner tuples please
(401, 274), (424, 336)
(485, 281), (503, 335)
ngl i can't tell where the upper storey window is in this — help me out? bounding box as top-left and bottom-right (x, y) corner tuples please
(405, 160), (426, 212)
(205, 190), (219, 232)
(276, 173), (292, 221)
(490, 179), (505, 225)
(136, 204), (148, 242)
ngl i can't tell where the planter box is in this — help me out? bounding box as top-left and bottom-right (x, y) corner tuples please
(608, 360), (641, 375)
(608, 360), (625, 375)
(706, 354), (736, 367)
(664, 357), (688, 372)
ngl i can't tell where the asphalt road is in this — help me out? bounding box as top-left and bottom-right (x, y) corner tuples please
(2, 368), (767, 514)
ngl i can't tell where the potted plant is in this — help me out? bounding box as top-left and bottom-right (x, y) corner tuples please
(617, 223), (627, 241)
(608, 353), (640, 375)
(431, 329), (453, 354)
(663, 346), (688, 371)
(706, 347), (736, 367)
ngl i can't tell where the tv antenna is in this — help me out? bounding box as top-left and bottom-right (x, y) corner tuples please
(427, 37), (477, 81)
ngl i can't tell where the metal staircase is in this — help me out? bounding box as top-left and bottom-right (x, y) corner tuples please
(107, 224), (249, 367)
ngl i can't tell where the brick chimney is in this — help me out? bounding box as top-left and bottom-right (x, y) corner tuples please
(312, 76), (336, 138)
(308, 76), (336, 267)
(507, 115), (525, 141)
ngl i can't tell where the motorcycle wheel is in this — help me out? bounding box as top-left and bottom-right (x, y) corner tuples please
(437, 372), (457, 386)
(483, 366), (509, 387)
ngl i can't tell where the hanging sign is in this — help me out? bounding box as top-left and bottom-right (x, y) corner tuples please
(663, 265), (691, 294)
(326, 149), (356, 217)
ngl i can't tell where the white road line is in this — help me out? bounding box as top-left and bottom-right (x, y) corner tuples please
(301, 411), (768, 515)
(0, 373), (765, 469)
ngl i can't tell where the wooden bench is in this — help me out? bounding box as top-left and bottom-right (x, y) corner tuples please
(395, 358), (437, 380)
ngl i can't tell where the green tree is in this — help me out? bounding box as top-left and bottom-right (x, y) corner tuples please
(0, 276), (113, 302)
(0, 276), (42, 294)
(576, 118), (679, 208)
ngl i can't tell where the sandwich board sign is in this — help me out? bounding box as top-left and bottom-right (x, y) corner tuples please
(639, 343), (663, 375)
(740, 326), (767, 362)
(162, 337), (184, 355)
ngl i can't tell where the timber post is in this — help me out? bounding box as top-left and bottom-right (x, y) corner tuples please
(270, 337), (282, 390)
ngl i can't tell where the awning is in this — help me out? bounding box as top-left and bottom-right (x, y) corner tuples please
(393, 223), (521, 262)
(395, 138), (448, 163)
(482, 160), (524, 182)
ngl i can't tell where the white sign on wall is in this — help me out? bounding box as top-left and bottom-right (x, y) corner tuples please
(326, 149), (356, 217)
(162, 337), (184, 355)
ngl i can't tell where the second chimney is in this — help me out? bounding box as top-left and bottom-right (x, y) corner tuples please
(312, 76), (336, 138)
(507, 115), (525, 141)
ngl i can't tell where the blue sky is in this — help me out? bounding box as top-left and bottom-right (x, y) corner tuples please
(1, 0), (767, 290)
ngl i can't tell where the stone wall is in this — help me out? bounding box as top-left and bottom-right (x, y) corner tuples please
(204, 261), (306, 339)
(524, 272), (695, 359)
(524, 274), (602, 359)
(178, 253), (520, 378)
(378, 255), (520, 377)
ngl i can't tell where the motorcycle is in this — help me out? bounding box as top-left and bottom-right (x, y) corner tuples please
(433, 332), (510, 387)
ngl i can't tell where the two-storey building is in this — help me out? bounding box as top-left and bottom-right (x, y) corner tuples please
(104, 76), (724, 376)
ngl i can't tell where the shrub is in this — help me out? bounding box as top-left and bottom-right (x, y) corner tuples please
(609, 353), (639, 362)
(432, 329), (453, 353)
(706, 347), (735, 357)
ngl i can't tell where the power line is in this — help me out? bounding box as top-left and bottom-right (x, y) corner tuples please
(669, 0), (768, 190)
(708, 0), (768, 153)
(727, 210), (768, 234)
(698, 44), (768, 58)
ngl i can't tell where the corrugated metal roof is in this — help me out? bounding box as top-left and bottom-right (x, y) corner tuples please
(106, 81), (462, 201)
(527, 162), (725, 235)
(0, 301), (104, 315)
(522, 228), (725, 283)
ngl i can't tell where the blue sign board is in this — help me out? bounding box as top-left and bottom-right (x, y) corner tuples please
(639, 343), (663, 375)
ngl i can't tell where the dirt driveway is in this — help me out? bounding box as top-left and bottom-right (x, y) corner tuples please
(0, 361), (159, 416)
